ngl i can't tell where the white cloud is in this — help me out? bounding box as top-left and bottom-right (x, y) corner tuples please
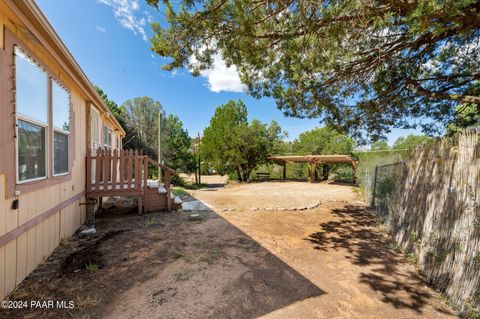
(96, 26), (107, 32)
(97, 0), (148, 41)
(195, 54), (246, 93)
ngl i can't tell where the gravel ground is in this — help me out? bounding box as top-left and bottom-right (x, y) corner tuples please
(190, 181), (361, 211)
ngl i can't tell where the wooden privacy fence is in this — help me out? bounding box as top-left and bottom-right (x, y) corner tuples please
(369, 129), (480, 317)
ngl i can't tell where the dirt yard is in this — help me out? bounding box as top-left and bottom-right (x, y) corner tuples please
(1, 180), (456, 318)
(190, 181), (457, 319)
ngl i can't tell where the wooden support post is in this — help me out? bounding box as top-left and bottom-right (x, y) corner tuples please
(352, 161), (357, 184)
(283, 162), (286, 180)
(308, 161), (313, 182)
(86, 198), (94, 222)
(166, 170), (172, 211)
(86, 152), (92, 193)
(314, 162), (319, 182)
(137, 196), (143, 215)
(95, 149), (102, 192)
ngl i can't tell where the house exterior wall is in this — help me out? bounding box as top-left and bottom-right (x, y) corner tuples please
(0, 0), (122, 299)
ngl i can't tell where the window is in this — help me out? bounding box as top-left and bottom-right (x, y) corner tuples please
(15, 47), (48, 182)
(91, 107), (99, 149)
(103, 124), (112, 148)
(17, 120), (46, 181)
(52, 80), (70, 175)
(116, 135), (121, 150)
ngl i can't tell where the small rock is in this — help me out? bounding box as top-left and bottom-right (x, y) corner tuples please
(189, 214), (202, 221)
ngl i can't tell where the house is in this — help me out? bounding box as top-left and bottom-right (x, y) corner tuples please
(0, 0), (178, 300)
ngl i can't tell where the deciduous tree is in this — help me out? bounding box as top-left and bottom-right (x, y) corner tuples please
(371, 140), (390, 151)
(202, 100), (283, 181)
(393, 134), (432, 150)
(293, 127), (354, 155)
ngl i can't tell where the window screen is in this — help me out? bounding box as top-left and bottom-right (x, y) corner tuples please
(52, 80), (70, 175)
(54, 131), (69, 175)
(91, 109), (99, 147)
(103, 124), (112, 146)
(17, 120), (46, 181)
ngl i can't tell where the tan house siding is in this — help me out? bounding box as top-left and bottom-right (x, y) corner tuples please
(0, 0), (123, 300)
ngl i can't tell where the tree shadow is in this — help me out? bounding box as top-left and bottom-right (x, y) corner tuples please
(305, 205), (448, 315)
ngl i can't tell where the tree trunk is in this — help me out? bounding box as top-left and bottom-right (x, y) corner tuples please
(246, 168), (252, 183)
(236, 167), (242, 181)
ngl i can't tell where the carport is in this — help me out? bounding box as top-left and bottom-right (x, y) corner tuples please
(267, 155), (357, 183)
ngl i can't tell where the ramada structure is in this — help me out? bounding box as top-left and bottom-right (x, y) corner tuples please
(268, 155), (357, 182)
(0, 0), (179, 300)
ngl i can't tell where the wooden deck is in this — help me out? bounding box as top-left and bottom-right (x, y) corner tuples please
(86, 149), (178, 217)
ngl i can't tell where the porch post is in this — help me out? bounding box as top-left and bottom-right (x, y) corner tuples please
(283, 162), (286, 180)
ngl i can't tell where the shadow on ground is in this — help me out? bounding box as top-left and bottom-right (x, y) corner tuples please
(2, 198), (324, 319)
(305, 205), (450, 315)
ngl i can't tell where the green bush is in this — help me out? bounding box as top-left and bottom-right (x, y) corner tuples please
(355, 150), (408, 204)
(171, 174), (187, 187)
(330, 165), (353, 182)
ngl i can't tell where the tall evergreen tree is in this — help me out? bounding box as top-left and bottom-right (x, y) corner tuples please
(148, 0), (480, 140)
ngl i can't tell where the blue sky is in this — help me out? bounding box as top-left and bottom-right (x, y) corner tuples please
(36, 0), (420, 145)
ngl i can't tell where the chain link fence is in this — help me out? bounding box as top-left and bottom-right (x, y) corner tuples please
(371, 161), (407, 222)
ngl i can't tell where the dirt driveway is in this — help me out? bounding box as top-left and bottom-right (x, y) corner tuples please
(190, 181), (456, 318)
(2, 180), (456, 318)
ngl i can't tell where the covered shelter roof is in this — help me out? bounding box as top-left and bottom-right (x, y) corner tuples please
(268, 155), (355, 165)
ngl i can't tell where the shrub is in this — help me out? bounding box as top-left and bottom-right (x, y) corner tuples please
(171, 174), (186, 187)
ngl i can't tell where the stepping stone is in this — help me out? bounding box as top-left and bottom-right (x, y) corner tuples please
(182, 200), (210, 212)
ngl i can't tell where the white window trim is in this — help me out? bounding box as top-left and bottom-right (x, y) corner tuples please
(52, 79), (71, 177)
(14, 46), (49, 184)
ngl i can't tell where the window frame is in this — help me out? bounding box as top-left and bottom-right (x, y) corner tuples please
(103, 124), (112, 148)
(14, 45), (74, 184)
(116, 135), (122, 150)
(91, 107), (100, 150)
(14, 46), (49, 184)
(51, 79), (71, 177)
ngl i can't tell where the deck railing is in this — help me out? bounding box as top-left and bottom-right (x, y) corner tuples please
(86, 148), (176, 199)
(86, 149), (148, 197)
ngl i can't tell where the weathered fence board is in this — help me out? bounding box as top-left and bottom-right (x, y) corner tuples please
(370, 129), (480, 317)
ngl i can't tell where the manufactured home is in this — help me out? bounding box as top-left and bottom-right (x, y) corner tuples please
(0, 0), (179, 300)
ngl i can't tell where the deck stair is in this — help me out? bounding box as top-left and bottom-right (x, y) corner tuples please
(86, 149), (181, 218)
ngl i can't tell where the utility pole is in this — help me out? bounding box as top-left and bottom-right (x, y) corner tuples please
(158, 110), (162, 181)
(197, 132), (201, 185)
